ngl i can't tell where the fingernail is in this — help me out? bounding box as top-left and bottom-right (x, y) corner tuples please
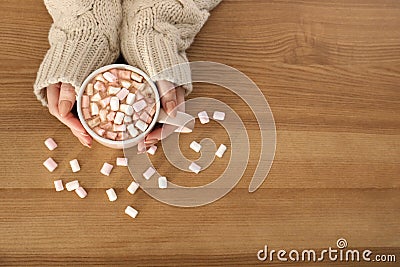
(165, 101), (177, 118)
(145, 138), (158, 144)
(80, 132), (90, 137)
(59, 100), (72, 117)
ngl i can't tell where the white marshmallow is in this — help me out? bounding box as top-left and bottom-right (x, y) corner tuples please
(114, 112), (125, 125)
(90, 103), (99, 116)
(91, 93), (101, 102)
(116, 157), (128, 166)
(120, 80), (131, 89)
(143, 166), (156, 180)
(158, 176), (168, 189)
(131, 72), (143, 83)
(100, 162), (113, 176)
(198, 111), (209, 124)
(120, 104), (134, 116)
(66, 180), (79, 191)
(124, 116), (132, 123)
(215, 144), (227, 158)
(132, 99), (147, 113)
(43, 157), (58, 172)
(54, 180), (64, 192)
(103, 71), (117, 83)
(75, 187), (87, 199)
(127, 181), (139, 194)
(125, 206), (138, 219)
(189, 162), (201, 174)
(213, 111), (225, 121)
(106, 188), (117, 202)
(127, 124), (139, 138)
(126, 93), (136, 105)
(99, 109), (108, 122)
(190, 141), (202, 153)
(113, 124), (126, 132)
(44, 138), (57, 151)
(110, 96), (120, 111)
(147, 145), (157, 155)
(69, 159), (80, 173)
(135, 120), (148, 132)
(108, 86), (121, 95)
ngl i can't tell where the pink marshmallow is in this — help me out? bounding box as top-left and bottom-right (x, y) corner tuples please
(106, 131), (118, 140)
(103, 71), (118, 83)
(43, 157), (58, 172)
(44, 138), (57, 151)
(54, 180), (64, 191)
(116, 88), (129, 100)
(118, 70), (131, 80)
(82, 95), (90, 108)
(99, 97), (111, 108)
(82, 108), (91, 120)
(100, 162), (114, 176)
(113, 124), (127, 132)
(94, 81), (106, 92)
(93, 127), (106, 137)
(132, 99), (147, 113)
(106, 111), (116, 121)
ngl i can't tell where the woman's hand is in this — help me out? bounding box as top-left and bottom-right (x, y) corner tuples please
(47, 83), (92, 148)
(139, 80), (186, 152)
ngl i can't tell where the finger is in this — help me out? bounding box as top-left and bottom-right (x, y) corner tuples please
(47, 83), (61, 116)
(58, 83), (76, 117)
(71, 127), (92, 148)
(145, 124), (178, 147)
(157, 80), (177, 118)
(175, 86), (185, 113)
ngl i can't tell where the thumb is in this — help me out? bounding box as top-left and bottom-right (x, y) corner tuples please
(58, 83), (76, 117)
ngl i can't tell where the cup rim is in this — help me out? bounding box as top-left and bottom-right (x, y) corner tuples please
(77, 64), (161, 147)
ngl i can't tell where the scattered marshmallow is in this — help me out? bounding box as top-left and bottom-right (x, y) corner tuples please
(213, 111), (225, 121)
(143, 166), (156, 180)
(215, 144), (227, 158)
(127, 124), (139, 138)
(100, 162), (114, 176)
(198, 111), (209, 124)
(125, 206), (138, 219)
(116, 157), (128, 166)
(75, 187), (87, 199)
(69, 159), (80, 173)
(54, 180), (64, 192)
(127, 181), (139, 194)
(189, 162), (201, 174)
(190, 141), (202, 153)
(66, 180), (79, 191)
(44, 138), (57, 151)
(158, 176), (168, 189)
(110, 96), (120, 111)
(106, 188), (117, 202)
(147, 145), (157, 155)
(43, 157), (58, 172)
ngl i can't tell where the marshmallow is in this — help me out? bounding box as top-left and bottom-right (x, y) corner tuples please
(135, 120), (148, 132)
(108, 86), (121, 95)
(135, 91), (144, 101)
(198, 111), (209, 124)
(116, 157), (128, 166)
(54, 180), (64, 192)
(44, 138), (57, 151)
(140, 112), (152, 124)
(93, 127), (106, 137)
(124, 116), (132, 123)
(133, 81), (145, 91)
(91, 93), (101, 102)
(90, 103), (99, 116)
(66, 180), (79, 191)
(106, 131), (118, 140)
(120, 80), (132, 89)
(100, 121), (112, 130)
(143, 166), (156, 180)
(103, 71), (118, 83)
(132, 112), (140, 121)
(190, 141), (202, 153)
(126, 93), (136, 105)
(106, 188), (117, 202)
(125, 206), (138, 219)
(146, 105), (156, 116)
(82, 108), (91, 120)
(132, 99), (147, 113)
(213, 111), (225, 121)
(113, 124), (126, 132)
(118, 70), (131, 80)
(110, 96), (120, 111)
(189, 162), (201, 174)
(100, 162), (114, 176)
(158, 176), (168, 189)
(131, 72), (143, 83)
(127, 124), (139, 138)
(82, 95), (90, 108)
(69, 159), (80, 173)
(147, 145), (157, 155)
(94, 81), (106, 92)
(86, 83), (94, 95)
(106, 111), (116, 121)
(87, 117), (100, 128)
(99, 97), (111, 108)
(215, 144), (227, 158)
(114, 112), (125, 125)
(127, 181), (139, 194)
(99, 109), (108, 122)
(43, 157), (58, 172)
(119, 104), (134, 116)
(75, 187), (87, 199)
(116, 88), (129, 100)
(95, 73), (107, 83)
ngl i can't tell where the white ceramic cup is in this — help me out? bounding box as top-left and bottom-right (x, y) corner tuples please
(77, 64), (195, 149)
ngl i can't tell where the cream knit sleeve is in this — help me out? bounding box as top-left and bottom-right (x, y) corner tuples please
(34, 0), (122, 106)
(120, 0), (221, 95)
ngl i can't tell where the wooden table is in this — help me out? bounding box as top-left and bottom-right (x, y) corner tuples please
(0, 0), (399, 266)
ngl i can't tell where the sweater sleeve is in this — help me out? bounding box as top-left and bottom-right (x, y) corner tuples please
(120, 0), (221, 95)
(34, 0), (122, 106)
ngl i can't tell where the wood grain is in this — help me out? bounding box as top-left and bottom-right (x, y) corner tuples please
(0, 0), (399, 266)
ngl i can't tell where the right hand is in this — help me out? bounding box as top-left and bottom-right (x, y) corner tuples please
(47, 83), (92, 147)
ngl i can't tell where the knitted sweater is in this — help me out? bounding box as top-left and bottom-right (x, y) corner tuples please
(34, 0), (221, 106)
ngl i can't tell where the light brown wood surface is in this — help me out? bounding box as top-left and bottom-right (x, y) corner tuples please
(0, 0), (399, 266)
